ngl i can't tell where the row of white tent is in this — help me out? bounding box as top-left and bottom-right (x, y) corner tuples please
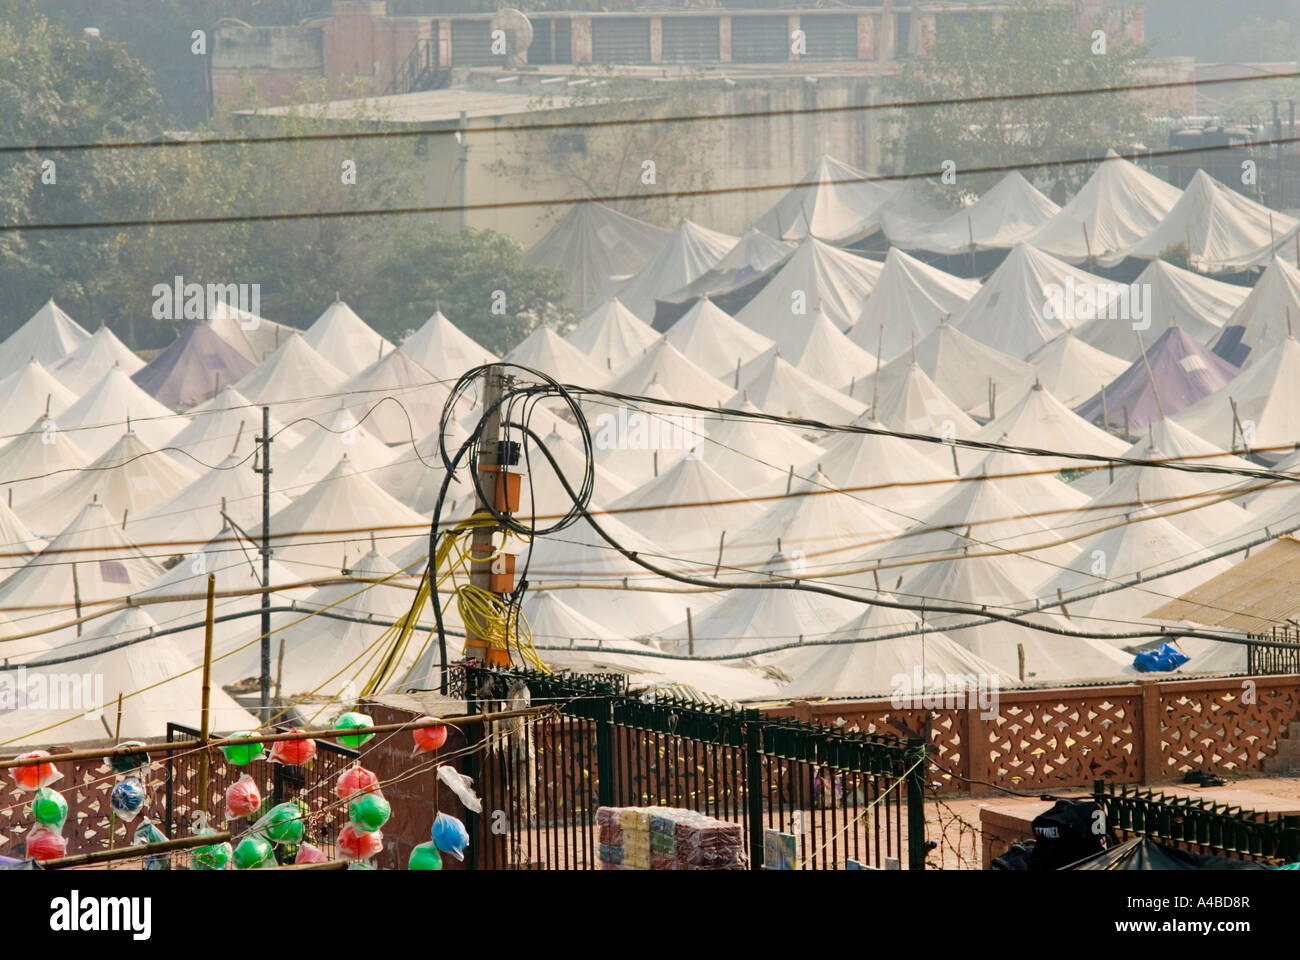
(3, 149), (1296, 744)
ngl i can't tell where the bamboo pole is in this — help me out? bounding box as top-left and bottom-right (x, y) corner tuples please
(0, 705), (551, 770)
(40, 831), (232, 870)
(197, 573), (216, 828)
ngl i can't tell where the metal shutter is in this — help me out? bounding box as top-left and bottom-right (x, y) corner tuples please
(592, 18), (652, 64)
(450, 20), (504, 67)
(730, 15), (788, 64)
(662, 17), (720, 63)
(527, 18), (553, 65)
(801, 14), (858, 61)
(554, 17), (572, 65)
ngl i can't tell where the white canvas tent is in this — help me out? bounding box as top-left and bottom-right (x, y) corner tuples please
(753, 155), (897, 245)
(0, 300), (91, 380)
(661, 228), (795, 305)
(165, 385), (301, 469)
(339, 347), (451, 445)
(1071, 415), (1252, 499)
(271, 403), (399, 493)
(302, 300), (394, 376)
(661, 298), (774, 381)
(206, 300), (298, 364)
(400, 309), (497, 379)
(849, 248), (980, 361)
(772, 308), (878, 396)
(976, 382), (1128, 472)
(25, 430), (200, 537)
(0, 359), (78, 428)
(1174, 335), (1300, 457)
(735, 237), (884, 338)
(232, 332), (349, 412)
(886, 171), (1061, 254)
(565, 298), (661, 373)
(1027, 333), (1130, 409)
(807, 421), (950, 516)
(0, 415), (90, 512)
(1027, 150), (1183, 264)
(51, 326), (143, 394)
(1074, 258), (1247, 360)
(1209, 257), (1300, 367)
(55, 366), (181, 459)
(613, 219), (738, 321)
(1115, 169), (1298, 270)
(0, 499), (45, 580)
(524, 201), (671, 314)
(730, 351), (866, 423)
(861, 321), (1034, 418)
(503, 325), (610, 386)
(863, 361), (978, 441)
(779, 593), (1005, 699)
(699, 401), (826, 494)
(604, 338), (731, 408)
(950, 243), (1116, 358)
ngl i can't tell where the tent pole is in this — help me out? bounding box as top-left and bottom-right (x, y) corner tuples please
(197, 573), (215, 829)
(255, 405), (273, 723)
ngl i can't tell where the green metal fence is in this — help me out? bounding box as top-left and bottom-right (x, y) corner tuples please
(452, 666), (929, 870)
(1094, 780), (1300, 863)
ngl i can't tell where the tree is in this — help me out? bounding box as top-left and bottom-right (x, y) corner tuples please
(364, 226), (574, 354)
(890, 0), (1153, 195)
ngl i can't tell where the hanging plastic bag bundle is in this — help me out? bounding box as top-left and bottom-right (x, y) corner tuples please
(269, 730), (316, 766)
(254, 800), (307, 846)
(336, 765), (380, 800)
(221, 732), (265, 766)
(26, 824), (67, 861)
(334, 711), (375, 749)
(412, 717), (448, 754)
(107, 741), (150, 775)
(133, 819), (170, 871)
(338, 823), (383, 862)
(233, 833), (276, 870)
(295, 842), (329, 865)
(190, 833), (233, 871)
(30, 787), (69, 832)
(110, 777), (147, 822)
(224, 773), (262, 821)
(409, 840), (443, 870)
(431, 811), (470, 861)
(11, 750), (61, 792)
(348, 791), (391, 835)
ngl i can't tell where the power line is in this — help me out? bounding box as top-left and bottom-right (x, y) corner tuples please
(5, 68), (1298, 156)
(6, 135), (1300, 233)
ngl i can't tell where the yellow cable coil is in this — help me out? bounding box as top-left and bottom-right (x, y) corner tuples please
(361, 512), (547, 695)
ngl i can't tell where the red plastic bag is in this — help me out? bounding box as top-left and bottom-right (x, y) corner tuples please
(295, 842), (329, 865)
(11, 751), (61, 792)
(338, 823), (383, 862)
(412, 718), (448, 754)
(224, 773), (262, 821)
(269, 731), (317, 766)
(335, 766), (380, 800)
(26, 825), (67, 861)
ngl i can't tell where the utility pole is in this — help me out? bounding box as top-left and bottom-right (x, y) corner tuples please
(255, 406), (273, 723)
(462, 363), (517, 672)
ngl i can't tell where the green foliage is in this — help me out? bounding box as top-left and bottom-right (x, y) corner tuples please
(891, 0), (1153, 194)
(365, 226), (574, 354)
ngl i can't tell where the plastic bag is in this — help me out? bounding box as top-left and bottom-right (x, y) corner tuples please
(409, 841), (443, 870)
(269, 730), (317, 766)
(233, 834), (276, 870)
(334, 711), (375, 749)
(133, 820), (170, 871)
(431, 812), (469, 861)
(338, 823), (383, 862)
(335, 766), (380, 800)
(107, 741), (150, 775)
(348, 792), (391, 834)
(26, 824), (66, 861)
(190, 835), (233, 871)
(224, 773), (262, 821)
(30, 787), (68, 831)
(295, 842), (328, 865)
(221, 732), (264, 766)
(412, 718), (448, 754)
(110, 777), (146, 822)
(254, 801), (306, 846)
(435, 765), (482, 813)
(11, 751), (61, 792)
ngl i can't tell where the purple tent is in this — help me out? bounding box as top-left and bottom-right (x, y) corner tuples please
(1074, 325), (1239, 432)
(132, 323), (256, 411)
